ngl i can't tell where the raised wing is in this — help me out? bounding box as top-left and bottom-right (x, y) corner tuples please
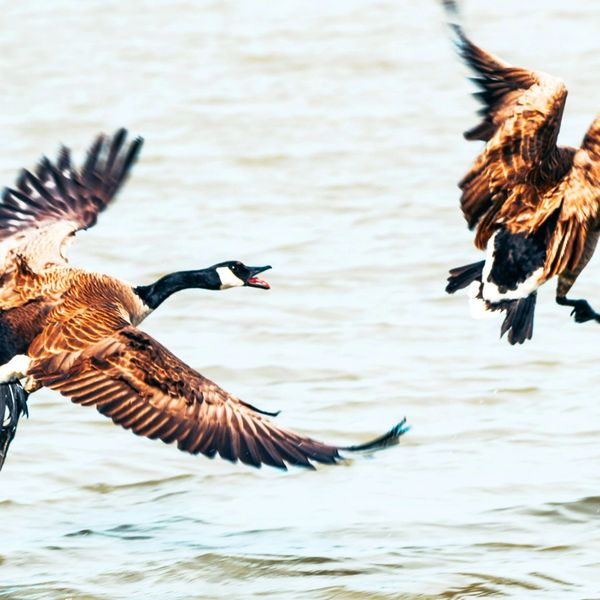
(449, 23), (568, 241)
(0, 129), (142, 272)
(543, 116), (600, 277)
(28, 318), (407, 470)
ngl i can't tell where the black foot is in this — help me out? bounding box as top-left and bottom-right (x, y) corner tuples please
(558, 297), (600, 324)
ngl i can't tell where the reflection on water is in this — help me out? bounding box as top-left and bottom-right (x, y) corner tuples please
(1, 0), (600, 598)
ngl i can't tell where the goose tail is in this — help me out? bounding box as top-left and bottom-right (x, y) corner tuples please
(499, 294), (537, 345)
(446, 260), (485, 294)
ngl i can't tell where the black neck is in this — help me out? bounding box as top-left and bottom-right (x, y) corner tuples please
(134, 269), (220, 309)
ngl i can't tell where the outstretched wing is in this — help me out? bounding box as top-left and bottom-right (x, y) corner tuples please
(0, 129), (143, 272)
(543, 116), (600, 277)
(449, 23), (568, 243)
(28, 317), (405, 470)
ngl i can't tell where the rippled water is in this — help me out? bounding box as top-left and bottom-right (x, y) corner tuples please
(1, 0), (600, 598)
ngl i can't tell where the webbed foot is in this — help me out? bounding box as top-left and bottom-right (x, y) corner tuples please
(557, 297), (600, 324)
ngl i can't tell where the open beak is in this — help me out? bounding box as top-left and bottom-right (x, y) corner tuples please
(245, 265), (272, 289)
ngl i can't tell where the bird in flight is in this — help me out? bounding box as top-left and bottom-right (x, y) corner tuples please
(0, 129), (408, 472)
(442, 2), (600, 344)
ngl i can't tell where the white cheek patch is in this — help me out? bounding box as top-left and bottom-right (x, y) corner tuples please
(0, 355), (31, 383)
(216, 267), (244, 289)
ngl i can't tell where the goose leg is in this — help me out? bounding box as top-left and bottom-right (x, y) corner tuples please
(556, 232), (600, 324)
(556, 296), (600, 323)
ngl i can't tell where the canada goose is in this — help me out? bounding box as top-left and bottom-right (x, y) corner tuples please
(441, 3), (600, 344)
(0, 129), (409, 472)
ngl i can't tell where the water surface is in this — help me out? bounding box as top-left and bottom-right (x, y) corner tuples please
(1, 0), (600, 598)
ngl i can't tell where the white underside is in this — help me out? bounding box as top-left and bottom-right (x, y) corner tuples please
(0, 354), (31, 383)
(468, 282), (495, 319)
(480, 232), (544, 304)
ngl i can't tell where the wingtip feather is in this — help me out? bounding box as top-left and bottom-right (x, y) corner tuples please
(342, 417), (410, 453)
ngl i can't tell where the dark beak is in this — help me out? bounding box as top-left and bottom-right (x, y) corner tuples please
(245, 265), (272, 289)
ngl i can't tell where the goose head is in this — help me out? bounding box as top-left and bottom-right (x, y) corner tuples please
(133, 262), (272, 311)
(213, 261), (271, 290)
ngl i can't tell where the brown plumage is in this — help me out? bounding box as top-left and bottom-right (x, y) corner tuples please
(0, 129), (408, 472)
(442, 6), (600, 344)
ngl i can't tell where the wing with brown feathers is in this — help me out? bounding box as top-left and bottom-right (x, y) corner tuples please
(581, 115), (600, 160)
(450, 24), (568, 240)
(543, 120), (600, 277)
(28, 324), (376, 470)
(0, 129), (143, 272)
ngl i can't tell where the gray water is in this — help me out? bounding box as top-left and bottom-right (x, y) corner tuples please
(1, 0), (600, 598)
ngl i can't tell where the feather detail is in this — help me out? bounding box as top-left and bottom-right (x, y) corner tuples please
(0, 129), (143, 274)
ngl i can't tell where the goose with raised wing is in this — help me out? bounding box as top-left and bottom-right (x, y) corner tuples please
(442, 3), (600, 344)
(0, 130), (408, 471)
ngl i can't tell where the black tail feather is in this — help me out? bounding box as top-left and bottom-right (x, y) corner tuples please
(0, 381), (29, 472)
(446, 260), (485, 294)
(500, 294), (537, 345)
(342, 418), (411, 453)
